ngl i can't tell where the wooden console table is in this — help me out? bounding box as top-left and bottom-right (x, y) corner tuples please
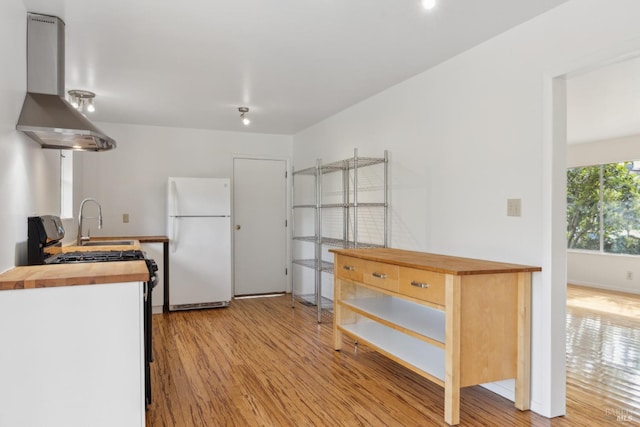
(330, 248), (540, 426)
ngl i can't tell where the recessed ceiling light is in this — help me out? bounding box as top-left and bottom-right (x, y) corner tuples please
(422, 0), (436, 10)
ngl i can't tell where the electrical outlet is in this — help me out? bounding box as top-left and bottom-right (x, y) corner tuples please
(507, 199), (522, 217)
(122, 213), (129, 223)
(626, 271), (633, 280)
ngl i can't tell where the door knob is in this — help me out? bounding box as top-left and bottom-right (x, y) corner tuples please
(235, 225), (241, 230)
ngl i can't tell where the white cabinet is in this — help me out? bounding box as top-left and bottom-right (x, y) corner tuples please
(0, 282), (145, 427)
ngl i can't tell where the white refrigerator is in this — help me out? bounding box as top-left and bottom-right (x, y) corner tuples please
(167, 177), (231, 310)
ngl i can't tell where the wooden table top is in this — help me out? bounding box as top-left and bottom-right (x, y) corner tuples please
(330, 247), (541, 275)
(59, 236), (170, 252)
(62, 242), (143, 251)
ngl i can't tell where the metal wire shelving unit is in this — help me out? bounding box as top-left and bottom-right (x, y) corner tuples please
(291, 149), (389, 322)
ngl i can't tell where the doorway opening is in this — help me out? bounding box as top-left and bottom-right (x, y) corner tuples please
(562, 54), (640, 418)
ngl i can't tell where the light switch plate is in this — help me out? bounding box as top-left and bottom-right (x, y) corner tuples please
(123, 213), (130, 223)
(507, 199), (521, 217)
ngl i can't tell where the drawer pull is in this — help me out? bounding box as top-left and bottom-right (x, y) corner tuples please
(372, 272), (387, 279)
(410, 281), (430, 289)
(343, 265), (355, 271)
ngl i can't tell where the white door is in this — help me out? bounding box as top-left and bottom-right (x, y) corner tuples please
(233, 158), (287, 296)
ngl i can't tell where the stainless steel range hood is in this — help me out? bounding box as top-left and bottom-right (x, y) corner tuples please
(16, 13), (115, 151)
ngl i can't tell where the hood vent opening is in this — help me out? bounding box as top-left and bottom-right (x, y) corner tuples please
(16, 13), (115, 152)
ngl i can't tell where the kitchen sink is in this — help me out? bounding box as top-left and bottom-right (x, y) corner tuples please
(81, 240), (136, 247)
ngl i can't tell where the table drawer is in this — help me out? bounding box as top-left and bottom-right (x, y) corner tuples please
(335, 256), (364, 282)
(361, 260), (399, 292)
(399, 267), (445, 306)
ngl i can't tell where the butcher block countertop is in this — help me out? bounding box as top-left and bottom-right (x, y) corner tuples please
(0, 237), (167, 291)
(0, 262), (149, 291)
(86, 235), (169, 243)
(60, 236), (169, 252)
(330, 247), (542, 275)
(62, 241), (143, 251)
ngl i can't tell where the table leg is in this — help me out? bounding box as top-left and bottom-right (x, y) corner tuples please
(333, 277), (343, 351)
(515, 272), (532, 410)
(445, 275), (461, 425)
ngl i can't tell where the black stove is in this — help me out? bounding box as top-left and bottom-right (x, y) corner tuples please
(46, 250), (158, 294)
(47, 250), (149, 264)
(27, 215), (65, 265)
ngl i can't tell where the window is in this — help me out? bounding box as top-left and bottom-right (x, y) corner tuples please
(60, 150), (73, 218)
(567, 161), (640, 255)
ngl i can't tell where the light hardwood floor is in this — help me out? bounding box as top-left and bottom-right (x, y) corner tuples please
(565, 284), (640, 425)
(146, 286), (639, 426)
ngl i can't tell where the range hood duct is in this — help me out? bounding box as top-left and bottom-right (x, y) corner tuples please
(16, 13), (115, 151)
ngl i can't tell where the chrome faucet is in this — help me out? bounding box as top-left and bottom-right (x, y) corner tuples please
(77, 198), (103, 245)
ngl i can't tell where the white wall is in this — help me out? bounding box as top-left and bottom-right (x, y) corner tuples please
(293, 0), (640, 419)
(0, 0), (64, 271)
(568, 251), (640, 293)
(567, 135), (640, 294)
(77, 122), (292, 237)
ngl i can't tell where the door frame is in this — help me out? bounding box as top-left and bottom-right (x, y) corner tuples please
(232, 154), (291, 295)
(544, 42), (640, 417)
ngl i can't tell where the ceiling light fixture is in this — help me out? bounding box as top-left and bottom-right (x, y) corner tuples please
(68, 90), (96, 113)
(422, 0), (436, 10)
(238, 107), (250, 126)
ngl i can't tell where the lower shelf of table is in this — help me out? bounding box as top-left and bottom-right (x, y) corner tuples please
(341, 296), (446, 344)
(338, 320), (445, 384)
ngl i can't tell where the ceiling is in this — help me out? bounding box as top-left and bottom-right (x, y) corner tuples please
(21, 0), (569, 135)
(567, 55), (640, 144)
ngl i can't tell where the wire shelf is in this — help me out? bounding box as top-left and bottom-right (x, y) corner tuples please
(292, 166), (317, 176)
(293, 157), (385, 176)
(320, 237), (385, 248)
(320, 157), (385, 174)
(320, 202), (386, 208)
(296, 294), (334, 311)
(291, 149), (388, 323)
(292, 259), (334, 273)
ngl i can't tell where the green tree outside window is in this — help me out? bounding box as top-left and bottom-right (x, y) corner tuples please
(567, 162), (640, 255)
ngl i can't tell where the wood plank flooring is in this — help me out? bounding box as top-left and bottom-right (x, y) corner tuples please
(146, 287), (640, 426)
(566, 285), (640, 425)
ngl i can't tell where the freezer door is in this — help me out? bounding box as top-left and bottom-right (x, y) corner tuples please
(168, 177), (230, 217)
(169, 217), (231, 307)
